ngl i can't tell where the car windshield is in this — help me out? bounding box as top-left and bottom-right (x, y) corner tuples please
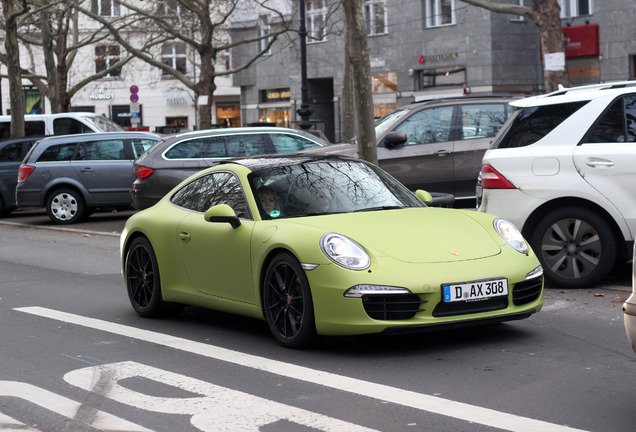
(85, 115), (125, 132)
(374, 109), (410, 137)
(249, 158), (423, 219)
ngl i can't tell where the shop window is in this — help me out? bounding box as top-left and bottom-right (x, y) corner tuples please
(157, 0), (180, 16)
(91, 0), (120, 17)
(307, 0), (327, 43)
(162, 42), (187, 76)
(95, 45), (122, 78)
(365, 1), (387, 36)
(416, 67), (466, 90)
(509, 0), (524, 21)
(424, 0), (454, 28)
(558, 0), (591, 18)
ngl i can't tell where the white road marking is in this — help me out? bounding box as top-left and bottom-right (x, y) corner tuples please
(0, 381), (151, 431)
(16, 306), (588, 432)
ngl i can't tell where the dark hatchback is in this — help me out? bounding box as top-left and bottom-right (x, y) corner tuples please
(130, 127), (328, 210)
(0, 136), (44, 215)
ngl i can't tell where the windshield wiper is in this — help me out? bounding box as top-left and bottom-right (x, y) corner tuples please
(354, 206), (403, 212)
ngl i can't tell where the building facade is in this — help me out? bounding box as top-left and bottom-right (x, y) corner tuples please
(231, 0), (636, 143)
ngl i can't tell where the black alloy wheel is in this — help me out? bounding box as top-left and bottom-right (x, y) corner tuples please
(125, 236), (164, 317)
(263, 252), (316, 348)
(531, 207), (617, 288)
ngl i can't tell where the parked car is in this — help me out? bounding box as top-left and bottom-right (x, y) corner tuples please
(299, 95), (519, 207)
(16, 132), (160, 224)
(121, 154), (544, 348)
(130, 127), (329, 210)
(623, 244), (636, 354)
(0, 136), (44, 215)
(478, 80), (636, 288)
(0, 112), (124, 140)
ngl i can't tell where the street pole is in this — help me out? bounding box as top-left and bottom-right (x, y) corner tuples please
(297, 0), (313, 130)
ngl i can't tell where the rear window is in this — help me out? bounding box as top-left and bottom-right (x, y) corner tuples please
(492, 101), (589, 149)
(53, 118), (94, 135)
(270, 134), (321, 153)
(36, 143), (77, 162)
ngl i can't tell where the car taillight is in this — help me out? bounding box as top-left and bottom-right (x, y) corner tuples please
(17, 165), (35, 182)
(135, 166), (154, 179)
(481, 165), (515, 189)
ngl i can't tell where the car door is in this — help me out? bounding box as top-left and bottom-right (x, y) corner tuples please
(377, 105), (455, 193)
(175, 171), (255, 304)
(573, 94), (636, 232)
(452, 102), (513, 200)
(71, 138), (133, 205)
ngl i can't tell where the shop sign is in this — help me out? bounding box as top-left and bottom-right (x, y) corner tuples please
(563, 24), (599, 58)
(262, 88), (291, 103)
(89, 86), (114, 100)
(417, 52), (459, 63)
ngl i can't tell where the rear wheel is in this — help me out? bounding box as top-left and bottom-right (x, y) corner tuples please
(263, 252), (316, 348)
(46, 188), (85, 224)
(531, 207), (616, 288)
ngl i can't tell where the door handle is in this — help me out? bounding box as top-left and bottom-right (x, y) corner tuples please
(435, 149), (452, 156)
(586, 159), (614, 168)
(80, 168), (93, 173)
(179, 230), (191, 242)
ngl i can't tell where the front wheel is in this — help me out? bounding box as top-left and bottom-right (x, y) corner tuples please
(46, 188), (85, 224)
(125, 237), (165, 317)
(263, 253), (317, 348)
(531, 207), (617, 288)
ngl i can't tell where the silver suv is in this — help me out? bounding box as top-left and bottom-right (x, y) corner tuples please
(16, 132), (159, 224)
(478, 81), (636, 288)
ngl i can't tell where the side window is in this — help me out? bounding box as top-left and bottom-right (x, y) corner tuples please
(77, 140), (126, 161)
(270, 134), (321, 153)
(393, 106), (453, 145)
(164, 138), (214, 159)
(226, 134), (268, 157)
(53, 118), (93, 135)
(0, 122), (10, 139)
(459, 104), (509, 140)
(202, 136), (227, 158)
(131, 138), (158, 158)
(585, 95), (636, 143)
(25, 121), (46, 136)
(36, 143), (77, 162)
(0, 142), (23, 162)
(171, 172), (248, 217)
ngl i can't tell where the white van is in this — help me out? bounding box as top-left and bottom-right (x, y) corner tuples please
(0, 112), (124, 139)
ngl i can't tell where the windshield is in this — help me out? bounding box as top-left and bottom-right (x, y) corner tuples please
(86, 115), (125, 132)
(249, 159), (423, 219)
(374, 109), (410, 137)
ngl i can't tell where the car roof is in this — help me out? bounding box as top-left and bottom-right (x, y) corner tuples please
(164, 126), (328, 144)
(218, 153), (360, 172)
(511, 80), (636, 108)
(34, 131), (161, 144)
(401, 94), (523, 111)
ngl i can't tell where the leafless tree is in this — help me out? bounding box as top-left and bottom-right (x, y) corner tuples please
(460, 0), (569, 92)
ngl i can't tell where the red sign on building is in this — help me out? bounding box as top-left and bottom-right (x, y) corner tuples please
(563, 24), (599, 58)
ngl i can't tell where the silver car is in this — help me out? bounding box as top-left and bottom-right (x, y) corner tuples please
(16, 132), (160, 224)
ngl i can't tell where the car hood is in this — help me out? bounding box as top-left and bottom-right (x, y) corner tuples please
(281, 207), (502, 263)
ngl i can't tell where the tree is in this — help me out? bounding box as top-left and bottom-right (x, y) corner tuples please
(1, 0), (29, 137)
(459, 0), (568, 92)
(79, 0), (292, 130)
(342, 0), (376, 164)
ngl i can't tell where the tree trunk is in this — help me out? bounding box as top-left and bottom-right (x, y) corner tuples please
(533, 0), (569, 92)
(340, 31), (356, 142)
(342, 0), (377, 165)
(3, 0), (27, 137)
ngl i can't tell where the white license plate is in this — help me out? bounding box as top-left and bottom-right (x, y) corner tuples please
(442, 278), (508, 303)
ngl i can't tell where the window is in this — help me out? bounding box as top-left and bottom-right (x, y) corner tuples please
(584, 96), (636, 143)
(425, 0), (454, 28)
(95, 45), (122, 78)
(509, 0), (524, 22)
(306, 0), (327, 43)
(365, 0), (387, 36)
(131, 138), (159, 158)
(53, 118), (93, 135)
(77, 140), (126, 161)
(157, 0), (180, 16)
(0, 142), (24, 162)
(171, 172), (248, 217)
(258, 16), (271, 54)
(459, 104), (512, 140)
(393, 106), (454, 145)
(558, 0), (591, 18)
(37, 143), (77, 162)
(91, 0), (120, 17)
(165, 138), (222, 159)
(24, 121), (46, 137)
(161, 43), (187, 75)
(225, 134), (268, 157)
(270, 134), (321, 153)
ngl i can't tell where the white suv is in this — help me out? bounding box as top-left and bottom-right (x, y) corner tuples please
(478, 81), (636, 288)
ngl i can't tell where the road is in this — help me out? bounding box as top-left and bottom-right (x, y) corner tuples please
(0, 208), (634, 432)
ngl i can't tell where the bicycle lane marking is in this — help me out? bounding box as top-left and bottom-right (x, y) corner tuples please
(16, 306), (588, 432)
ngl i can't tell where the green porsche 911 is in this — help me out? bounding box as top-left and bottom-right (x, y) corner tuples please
(120, 154), (543, 348)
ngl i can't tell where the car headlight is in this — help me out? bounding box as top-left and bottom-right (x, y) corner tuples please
(320, 233), (370, 270)
(494, 218), (529, 254)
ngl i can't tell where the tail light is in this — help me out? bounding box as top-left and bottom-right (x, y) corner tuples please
(481, 165), (515, 189)
(18, 165), (35, 182)
(134, 166), (154, 179)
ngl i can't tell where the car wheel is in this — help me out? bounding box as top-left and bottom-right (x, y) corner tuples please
(46, 188), (85, 224)
(531, 207), (617, 288)
(125, 236), (165, 317)
(263, 252), (317, 348)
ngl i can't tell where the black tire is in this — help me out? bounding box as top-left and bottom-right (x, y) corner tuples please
(531, 207), (617, 288)
(46, 188), (85, 224)
(125, 236), (165, 317)
(263, 252), (317, 348)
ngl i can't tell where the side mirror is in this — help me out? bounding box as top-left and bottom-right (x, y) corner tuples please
(384, 131), (407, 149)
(204, 204), (241, 228)
(414, 189), (433, 204)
